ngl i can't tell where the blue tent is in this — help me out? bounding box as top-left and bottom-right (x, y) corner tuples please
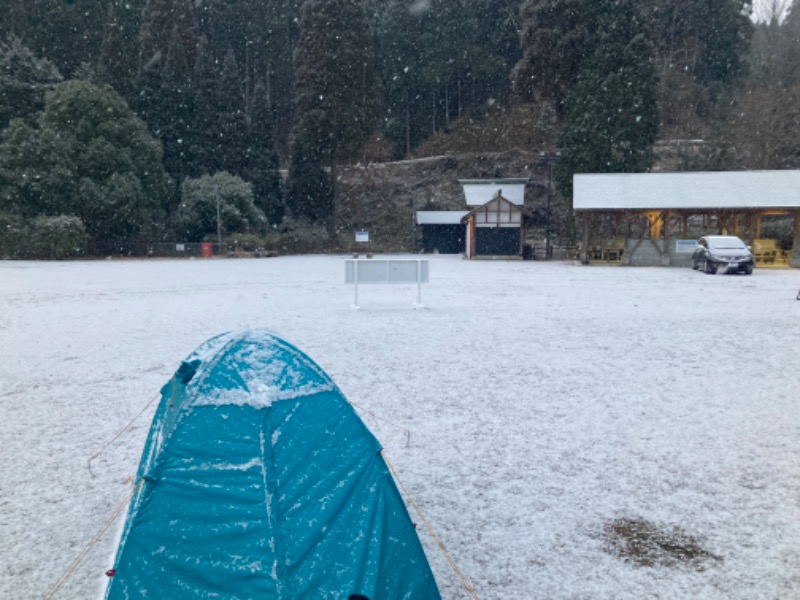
(106, 330), (440, 599)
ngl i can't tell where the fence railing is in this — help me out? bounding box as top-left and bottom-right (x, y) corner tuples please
(146, 242), (228, 258)
(526, 244), (579, 261)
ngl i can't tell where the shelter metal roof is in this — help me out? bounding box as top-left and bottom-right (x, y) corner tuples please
(458, 179), (527, 206)
(460, 194), (523, 227)
(415, 210), (468, 225)
(574, 170), (800, 211)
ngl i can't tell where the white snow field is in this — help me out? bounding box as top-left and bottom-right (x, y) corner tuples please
(1, 255), (799, 599)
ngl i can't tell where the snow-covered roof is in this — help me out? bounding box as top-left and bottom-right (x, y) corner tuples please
(461, 194), (523, 226)
(574, 170), (800, 211)
(458, 179), (527, 206)
(415, 210), (468, 225)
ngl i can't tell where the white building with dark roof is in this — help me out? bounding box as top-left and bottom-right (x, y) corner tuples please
(415, 178), (528, 257)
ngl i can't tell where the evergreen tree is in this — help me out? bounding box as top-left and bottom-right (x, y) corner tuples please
(293, 0), (378, 164)
(97, 4), (138, 100)
(195, 0), (301, 162)
(215, 49), (249, 176)
(286, 112), (333, 222)
(243, 79), (284, 225)
(376, 0), (520, 157)
(692, 0), (753, 92)
(137, 0), (200, 193)
(174, 171), (266, 242)
(285, 156), (333, 224)
(257, 0), (303, 162)
(749, 0), (800, 88)
(554, 0), (658, 198)
(373, 0), (429, 156)
(288, 0), (378, 221)
(513, 0), (596, 115)
(638, 0), (752, 89)
(749, 14), (786, 89)
(0, 0), (109, 78)
(708, 0), (800, 170)
(782, 0), (800, 86)
(0, 35), (63, 130)
(536, 101), (558, 147)
(189, 35), (217, 176)
(0, 80), (171, 253)
(786, 1), (800, 49)
(638, 0), (753, 135)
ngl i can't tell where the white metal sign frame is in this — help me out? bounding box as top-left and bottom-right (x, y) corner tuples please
(345, 259), (429, 307)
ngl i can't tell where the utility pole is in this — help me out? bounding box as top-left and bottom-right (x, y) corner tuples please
(538, 152), (560, 260)
(215, 184), (222, 250)
(546, 160), (552, 260)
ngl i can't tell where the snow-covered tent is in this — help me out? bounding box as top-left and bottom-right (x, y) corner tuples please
(105, 330), (440, 600)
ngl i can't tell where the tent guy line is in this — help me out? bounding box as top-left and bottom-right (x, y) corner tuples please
(53, 327), (474, 598)
(44, 481), (143, 600)
(86, 390), (161, 477)
(383, 450), (481, 600)
(104, 330), (441, 598)
(350, 400), (413, 448)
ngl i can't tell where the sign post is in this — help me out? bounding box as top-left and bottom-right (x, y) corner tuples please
(345, 259), (429, 307)
(354, 231), (370, 256)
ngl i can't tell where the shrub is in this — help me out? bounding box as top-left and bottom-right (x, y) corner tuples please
(0, 212), (26, 258)
(1, 215), (88, 259)
(0, 80), (170, 255)
(29, 215), (88, 259)
(225, 233), (273, 254)
(175, 172), (267, 242)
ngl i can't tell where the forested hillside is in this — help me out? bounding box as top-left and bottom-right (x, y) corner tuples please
(1, 0), (798, 257)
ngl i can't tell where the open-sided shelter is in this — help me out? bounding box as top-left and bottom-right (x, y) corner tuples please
(573, 170), (800, 268)
(415, 210), (468, 254)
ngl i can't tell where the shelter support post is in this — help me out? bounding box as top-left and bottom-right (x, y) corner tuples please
(467, 215), (475, 259)
(662, 211), (671, 265)
(622, 212), (631, 265)
(744, 212), (755, 244)
(581, 214), (590, 264)
(354, 260), (359, 307)
(793, 214), (800, 268)
(416, 260), (422, 305)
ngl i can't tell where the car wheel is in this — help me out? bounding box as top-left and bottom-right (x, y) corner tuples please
(744, 265), (753, 275)
(705, 260), (717, 274)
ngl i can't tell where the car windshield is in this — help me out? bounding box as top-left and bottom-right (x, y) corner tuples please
(707, 237), (746, 250)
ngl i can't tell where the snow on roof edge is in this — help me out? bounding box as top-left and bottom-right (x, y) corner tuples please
(574, 170), (800, 210)
(415, 211), (469, 225)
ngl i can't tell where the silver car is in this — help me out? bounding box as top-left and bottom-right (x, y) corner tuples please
(691, 235), (754, 275)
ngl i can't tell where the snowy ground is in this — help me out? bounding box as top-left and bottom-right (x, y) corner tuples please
(1, 255), (799, 599)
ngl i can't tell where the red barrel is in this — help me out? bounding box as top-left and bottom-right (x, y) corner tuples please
(200, 242), (213, 257)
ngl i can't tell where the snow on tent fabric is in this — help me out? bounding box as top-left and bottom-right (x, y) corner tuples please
(105, 330), (440, 599)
